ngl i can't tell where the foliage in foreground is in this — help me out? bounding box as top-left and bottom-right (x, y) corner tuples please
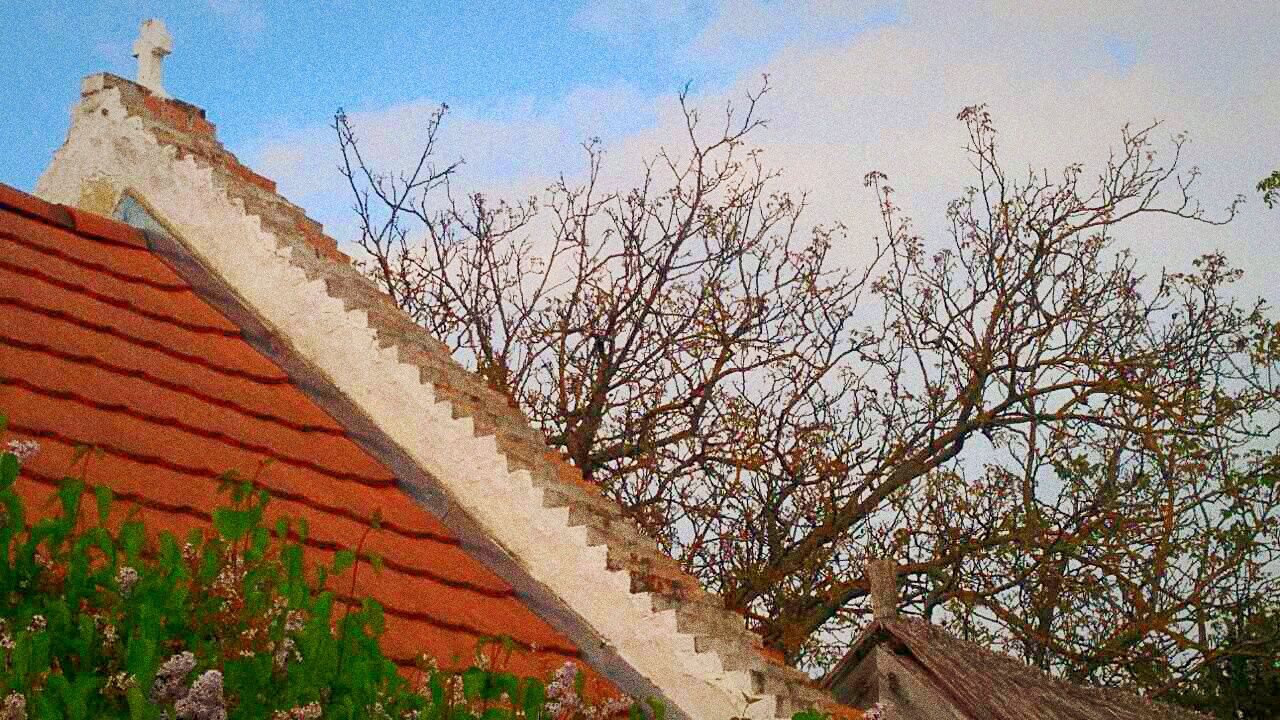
(0, 429), (695, 720)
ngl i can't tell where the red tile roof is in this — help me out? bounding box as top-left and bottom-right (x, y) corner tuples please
(0, 181), (610, 685)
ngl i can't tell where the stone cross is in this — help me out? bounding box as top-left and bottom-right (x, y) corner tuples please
(866, 558), (900, 621)
(132, 19), (173, 98)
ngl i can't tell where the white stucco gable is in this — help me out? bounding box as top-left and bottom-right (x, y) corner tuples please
(33, 73), (837, 720)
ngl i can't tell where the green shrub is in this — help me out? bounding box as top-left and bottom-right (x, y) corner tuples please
(0, 415), (831, 720)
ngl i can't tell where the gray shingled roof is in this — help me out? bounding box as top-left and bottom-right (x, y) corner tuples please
(826, 617), (1211, 720)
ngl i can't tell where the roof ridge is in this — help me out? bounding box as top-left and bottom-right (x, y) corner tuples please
(33, 78), (856, 720)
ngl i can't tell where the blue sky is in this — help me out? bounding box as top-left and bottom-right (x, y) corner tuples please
(0, 1), (898, 191)
(2, 1), (1276, 305)
(2, 1), (682, 189)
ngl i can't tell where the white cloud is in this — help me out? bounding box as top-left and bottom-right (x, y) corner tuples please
(667, 0), (1280, 297)
(206, 0), (265, 36)
(246, 0), (1280, 303)
(686, 0), (893, 58)
(247, 82), (663, 245)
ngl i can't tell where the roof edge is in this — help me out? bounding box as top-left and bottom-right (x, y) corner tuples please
(110, 191), (671, 708)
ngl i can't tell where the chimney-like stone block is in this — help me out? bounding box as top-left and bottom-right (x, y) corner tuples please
(866, 558), (900, 621)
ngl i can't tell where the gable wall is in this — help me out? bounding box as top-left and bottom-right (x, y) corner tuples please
(34, 76), (768, 720)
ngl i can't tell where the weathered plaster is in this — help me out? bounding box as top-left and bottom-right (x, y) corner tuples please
(75, 176), (120, 215)
(35, 80), (780, 720)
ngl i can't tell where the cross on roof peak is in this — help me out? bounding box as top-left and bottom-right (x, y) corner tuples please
(132, 19), (173, 99)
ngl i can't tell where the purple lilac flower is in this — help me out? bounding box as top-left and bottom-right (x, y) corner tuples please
(545, 661), (584, 717)
(174, 670), (226, 720)
(151, 651), (197, 704)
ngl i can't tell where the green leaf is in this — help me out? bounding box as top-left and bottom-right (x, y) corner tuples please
(480, 709), (511, 720)
(0, 453), (17, 489)
(248, 525), (270, 560)
(522, 679), (545, 720)
(121, 521), (145, 563)
(94, 485), (114, 525)
(127, 685), (156, 720)
(462, 667), (486, 701)
(212, 507), (255, 542)
(53, 673), (98, 720)
(429, 672), (446, 707)
(57, 477), (86, 518)
(489, 671), (518, 702)
(76, 613), (95, 661)
(333, 549), (356, 576)
(1258, 169), (1280, 208)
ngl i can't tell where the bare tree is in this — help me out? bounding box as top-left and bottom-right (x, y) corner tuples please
(336, 78), (872, 523)
(337, 91), (1280, 699)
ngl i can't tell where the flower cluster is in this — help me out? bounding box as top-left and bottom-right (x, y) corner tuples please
(545, 661), (583, 717)
(151, 651), (198, 704)
(273, 636), (301, 671)
(172, 670), (226, 720)
(271, 702), (322, 720)
(3, 439), (38, 464)
(104, 671), (138, 697)
(285, 609), (306, 633)
(0, 693), (25, 720)
(543, 661), (631, 719)
(116, 566), (139, 598)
